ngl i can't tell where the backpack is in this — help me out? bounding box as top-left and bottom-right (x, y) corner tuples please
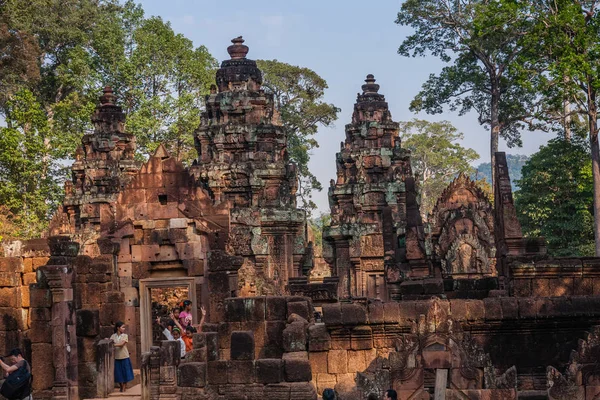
(0, 361), (32, 400)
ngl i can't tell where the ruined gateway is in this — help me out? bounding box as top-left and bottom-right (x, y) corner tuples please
(1, 37), (600, 400)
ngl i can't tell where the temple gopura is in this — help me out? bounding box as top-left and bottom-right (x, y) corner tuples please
(1, 37), (600, 400)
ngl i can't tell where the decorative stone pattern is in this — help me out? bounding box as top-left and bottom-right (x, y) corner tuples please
(323, 75), (426, 301)
(192, 37), (305, 297)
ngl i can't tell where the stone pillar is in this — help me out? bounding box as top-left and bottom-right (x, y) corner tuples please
(40, 236), (80, 400)
(335, 240), (351, 298)
(96, 339), (114, 398)
(141, 347), (160, 400)
(159, 341), (180, 400)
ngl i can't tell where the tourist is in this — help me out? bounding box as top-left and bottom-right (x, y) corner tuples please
(155, 316), (175, 340)
(0, 348), (32, 400)
(110, 321), (134, 393)
(172, 306), (181, 322)
(171, 328), (186, 358)
(198, 306), (207, 331)
(322, 388), (336, 400)
(383, 390), (397, 400)
(183, 325), (196, 353)
(179, 300), (193, 327)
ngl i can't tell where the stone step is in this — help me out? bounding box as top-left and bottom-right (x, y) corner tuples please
(85, 384), (142, 400)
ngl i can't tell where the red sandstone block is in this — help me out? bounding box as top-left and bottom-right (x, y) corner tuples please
(308, 324), (331, 352)
(265, 297), (288, 322)
(288, 300), (311, 321)
(422, 350), (451, 369)
(466, 300), (485, 321)
(517, 298), (538, 319)
(283, 321), (307, 352)
(384, 302), (401, 323)
(29, 307), (51, 322)
(350, 326), (373, 350)
(20, 286), (29, 308)
(397, 301), (417, 322)
(178, 362), (206, 387)
(256, 359), (284, 383)
(367, 300), (384, 324)
(347, 350), (367, 372)
(29, 321), (52, 343)
(483, 298), (502, 321)
(22, 272), (36, 286)
(0, 287), (19, 307)
(308, 351), (328, 374)
(450, 299), (468, 321)
(0, 257), (23, 273)
(228, 360), (255, 384)
(23, 258), (33, 273)
(231, 330), (255, 360)
(512, 279), (532, 297)
(327, 349), (347, 374)
(341, 303), (368, 325)
(0, 272), (20, 287)
(500, 298), (518, 319)
(574, 278), (594, 296)
(32, 343), (54, 390)
(284, 359), (312, 382)
(321, 303), (342, 325)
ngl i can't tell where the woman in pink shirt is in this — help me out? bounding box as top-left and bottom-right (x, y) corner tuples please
(178, 300), (192, 327)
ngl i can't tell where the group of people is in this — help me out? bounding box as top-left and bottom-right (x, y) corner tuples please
(109, 300), (206, 393)
(155, 300), (206, 358)
(323, 388), (398, 400)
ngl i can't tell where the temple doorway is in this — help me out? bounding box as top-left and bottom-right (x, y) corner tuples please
(139, 277), (199, 353)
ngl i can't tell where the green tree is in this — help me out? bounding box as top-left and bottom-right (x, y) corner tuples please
(399, 119), (479, 218)
(515, 138), (594, 256)
(257, 59), (340, 215)
(0, 0), (217, 237)
(526, 1), (600, 255)
(396, 0), (540, 188)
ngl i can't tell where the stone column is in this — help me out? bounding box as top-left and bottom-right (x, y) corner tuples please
(334, 240), (351, 298)
(40, 236), (80, 400)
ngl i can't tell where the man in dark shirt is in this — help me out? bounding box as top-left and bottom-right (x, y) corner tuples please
(0, 349), (31, 400)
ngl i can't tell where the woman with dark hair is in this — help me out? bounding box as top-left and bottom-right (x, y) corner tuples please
(178, 300), (193, 327)
(110, 321), (134, 392)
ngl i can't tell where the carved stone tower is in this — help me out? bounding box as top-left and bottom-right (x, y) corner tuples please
(192, 37), (305, 292)
(323, 75), (426, 300)
(59, 87), (141, 237)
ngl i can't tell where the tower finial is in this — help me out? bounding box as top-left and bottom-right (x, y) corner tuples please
(99, 86), (116, 106)
(227, 36), (249, 59)
(361, 74), (380, 94)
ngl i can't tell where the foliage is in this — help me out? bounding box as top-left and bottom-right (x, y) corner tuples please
(525, 1), (600, 254)
(515, 138), (594, 256)
(474, 154), (530, 192)
(399, 119), (479, 217)
(396, 0), (542, 187)
(257, 60), (340, 215)
(0, 0), (217, 237)
(308, 213), (331, 257)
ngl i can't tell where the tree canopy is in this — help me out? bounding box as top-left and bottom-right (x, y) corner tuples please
(399, 119), (479, 218)
(515, 138), (595, 256)
(257, 59), (340, 215)
(396, 0), (541, 188)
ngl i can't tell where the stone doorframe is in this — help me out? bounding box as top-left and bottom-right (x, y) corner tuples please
(139, 277), (200, 353)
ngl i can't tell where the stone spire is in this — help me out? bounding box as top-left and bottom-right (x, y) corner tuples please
(91, 86), (126, 137)
(324, 74), (427, 300)
(352, 74), (393, 124)
(215, 36), (262, 92)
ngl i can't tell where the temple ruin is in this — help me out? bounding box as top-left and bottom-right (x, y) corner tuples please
(1, 37), (600, 400)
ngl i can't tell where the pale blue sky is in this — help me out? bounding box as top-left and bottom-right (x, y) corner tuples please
(138, 0), (553, 213)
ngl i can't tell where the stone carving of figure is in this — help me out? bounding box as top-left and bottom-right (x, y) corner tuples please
(458, 242), (473, 272)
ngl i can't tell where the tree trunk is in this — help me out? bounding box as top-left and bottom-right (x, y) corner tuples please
(564, 99), (572, 142)
(490, 89), (500, 193)
(587, 89), (600, 255)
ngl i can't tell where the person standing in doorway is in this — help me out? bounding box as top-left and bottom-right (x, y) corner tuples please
(110, 321), (134, 392)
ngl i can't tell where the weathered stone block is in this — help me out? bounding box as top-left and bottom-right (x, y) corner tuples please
(351, 326), (373, 350)
(450, 299), (468, 321)
(327, 349), (347, 374)
(308, 351), (328, 374)
(341, 303), (368, 325)
(100, 302), (124, 326)
(484, 298), (502, 320)
(29, 307), (51, 322)
(367, 300), (384, 324)
(321, 303), (342, 325)
(466, 300), (485, 321)
(0, 272), (20, 287)
(256, 358), (284, 383)
(178, 362), (206, 387)
(228, 360), (255, 384)
(266, 296), (288, 321)
(284, 359), (312, 382)
(32, 343), (54, 390)
(347, 350), (367, 372)
(308, 323), (331, 352)
(207, 360), (228, 384)
(283, 321), (307, 352)
(0, 287), (19, 307)
(231, 330), (254, 360)
(500, 298), (518, 319)
(160, 340), (181, 367)
(0, 257), (23, 273)
(287, 300), (310, 321)
(76, 309), (100, 337)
